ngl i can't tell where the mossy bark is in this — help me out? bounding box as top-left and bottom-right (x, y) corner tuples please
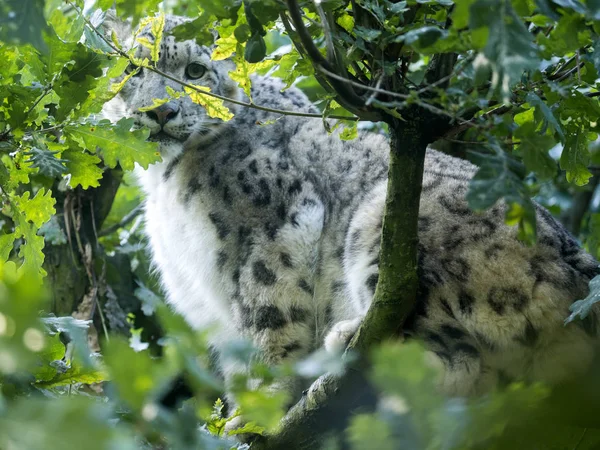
(349, 120), (427, 352)
(44, 169), (123, 317)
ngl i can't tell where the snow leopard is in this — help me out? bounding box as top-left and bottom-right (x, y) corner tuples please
(103, 14), (600, 413)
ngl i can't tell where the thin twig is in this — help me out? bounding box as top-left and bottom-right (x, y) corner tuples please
(284, 1), (366, 109)
(365, 75), (384, 106)
(555, 61), (585, 83)
(370, 97), (466, 123)
(98, 203), (143, 237)
(573, 428), (588, 450)
(22, 82), (55, 122)
(418, 54), (473, 95)
(313, 0), (337, 66)
(546, 46), (591, 81)
(442, 104), (513, 139)
(318, 65), (410, 101)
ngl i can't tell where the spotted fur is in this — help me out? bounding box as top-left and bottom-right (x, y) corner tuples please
(103, 15), (600, 405)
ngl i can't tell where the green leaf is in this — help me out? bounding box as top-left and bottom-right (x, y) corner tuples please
(348, 414), (396, 450)
(36, 359), (108, 388)
(526, 92), (565, 142)
(234, 24), (252, 43)
(52, 43), (111, 121)
(515, 122), (557, 179)
(169, 14), (214, 45)
(397, 26), (448, 49)
(62, 148), (104, 189)
(103, 337), (177, 411)
(354, 26), (382, 42)
(245, 33), (267, 63)
(235, 388), (288, 430)
(24, 147), (68, 178)
(44, 0), (84, 43)
(43, 31), (78, 76)
(14, 212), (46, 279)
(537, 11), (591, 56)
(0, 396), (137, 450)
(2, 154), (35, 190)
(226, 421), (266, 436)
(452, 0), (477, 29)
(112, 0), (162, 26)
(565, 275), (600, 324)
(470, 0), (539, 101)
(467, 142), (537, 243)
(0, 233), (16, 262)
(339, 121), (358, 140)
(32, 332), (67, 382)
(65, 118), (161, 171)
(14, 188), (56, 228)
(560, 128), (592, 186)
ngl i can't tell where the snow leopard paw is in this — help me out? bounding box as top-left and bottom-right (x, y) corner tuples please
(324, 317), (363, 354)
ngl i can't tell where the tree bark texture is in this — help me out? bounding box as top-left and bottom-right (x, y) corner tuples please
(349, 121), (427, 352)
(43, 168), (141, 336)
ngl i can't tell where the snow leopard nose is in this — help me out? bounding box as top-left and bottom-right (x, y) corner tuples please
(146, 103), (179, 126)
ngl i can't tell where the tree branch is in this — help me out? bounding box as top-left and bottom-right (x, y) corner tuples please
(284, 0), (382, 120)
(70, 2), (360, 122)
(98, 204), (143, 237)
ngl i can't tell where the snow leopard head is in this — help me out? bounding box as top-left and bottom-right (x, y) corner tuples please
(102, 14), (239, 159)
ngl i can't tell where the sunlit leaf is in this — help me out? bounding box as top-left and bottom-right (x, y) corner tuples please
(183, 86), (234, 121)
(13, 188), (56, 228)
(65, 118), (161, 171)
(62, 148), (104, 189)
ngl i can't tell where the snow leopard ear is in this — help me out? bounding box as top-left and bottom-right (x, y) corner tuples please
(101, 8), (133, 49)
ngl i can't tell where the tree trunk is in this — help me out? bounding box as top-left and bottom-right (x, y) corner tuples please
(44, 169), (126, 326)
(254, 118), (431, 449)
(349, 119), (427, 352)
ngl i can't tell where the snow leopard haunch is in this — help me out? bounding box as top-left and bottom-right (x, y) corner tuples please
(103, 14), (600, 407)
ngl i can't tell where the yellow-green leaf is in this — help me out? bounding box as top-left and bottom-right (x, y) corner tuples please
(36, 361), (108, 388)
(0, 233), (15, 262)
(184, 86), (234, 121)
(13, 189), (56, 228)
(230, 45), (277, 100)
(134, 14), (164, 63)
(15, 212), (46, 279)
(138, 97), (170, 112)
(110, 67), (139, 95)
(2, 154), (35, 190)
(211, 34), (238, 61)
(63, 149), (104, 189)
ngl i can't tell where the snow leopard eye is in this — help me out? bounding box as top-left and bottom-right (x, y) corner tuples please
(185, 62), (207, 80)
(125, 63), (142, 77)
